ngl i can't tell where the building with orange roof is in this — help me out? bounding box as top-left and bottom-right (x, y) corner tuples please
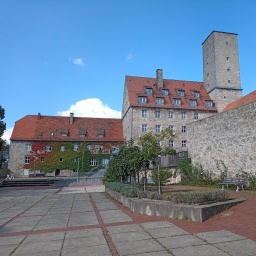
(8, 113), (124, 177)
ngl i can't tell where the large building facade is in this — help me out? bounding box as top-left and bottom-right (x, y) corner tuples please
(9, 113), (124, 177)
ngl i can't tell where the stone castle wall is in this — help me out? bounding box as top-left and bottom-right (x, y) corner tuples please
(187, 101), (256, 176)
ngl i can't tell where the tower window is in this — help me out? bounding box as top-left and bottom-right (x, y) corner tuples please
(226, 57), (229, 61)
(228, 80), (231, 84)
(227, 68), (230, 72)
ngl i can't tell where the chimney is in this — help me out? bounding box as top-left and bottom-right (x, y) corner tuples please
(70, 113), (74, 124)
(156, 69), (163, 88)
(38, 113), (41, 120)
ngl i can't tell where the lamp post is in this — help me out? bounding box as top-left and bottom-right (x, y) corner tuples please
(158, 155), (161, 194)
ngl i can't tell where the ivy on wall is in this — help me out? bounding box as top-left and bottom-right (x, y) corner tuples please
(22, 141), (118, 173)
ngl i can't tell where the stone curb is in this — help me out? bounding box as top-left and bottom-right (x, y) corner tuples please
(106, 188), (245, 222)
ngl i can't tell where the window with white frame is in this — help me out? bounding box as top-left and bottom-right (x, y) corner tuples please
(169, 140), (174, 149)
(205, 101), (213, 108)
(193, 91), (200, 98)
(74, 144), (79, 151)
(162, 89), (169, 96)
(177, 90), (185, 97)
(25, 156), (30, 164)
(90, 159), (97, 166)
(156, 97), (164, 105)
(101, 158), (109, 166)
(145, 88), (153, 95)
(74, 158), (78, 162)
(142, 109), (147, 118)
(99, 145), (104, 151)
(59, 158), (63, 162)
(182, 126), (186, 133)
(169, 125), (174, 131)
(138, 96), (147, 104)
(25, 144), (31, 151)
(194, 112), (199, 120)
(142, 124), (147, 133)
(156, 140), (161, 147)
(155, 110), (160, 118)
(169, 111), (174, 119)
(87, 144), (91, 150)
(182, 140), (187, 148)
(155, 125), (161, 133)
(60, 145), (65, 152)
(189, 100), (197, 107)
(172, 98), (181, 106)
(181, 112), (186, 119)
(46, 145), (52, 152)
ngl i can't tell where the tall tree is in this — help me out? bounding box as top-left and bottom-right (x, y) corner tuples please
(0, 105), (6, 151)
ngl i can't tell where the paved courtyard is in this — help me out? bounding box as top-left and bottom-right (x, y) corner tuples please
(0, 186), (256, 256)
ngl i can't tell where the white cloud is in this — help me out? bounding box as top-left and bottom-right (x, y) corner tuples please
(69, 57), (84, 66)
(126, 53), (135, 61)
(2, 127), (13, 144)
(57, 98), (121, 118)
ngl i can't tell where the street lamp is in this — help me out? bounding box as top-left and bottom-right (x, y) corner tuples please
(158, 155), (161, 194)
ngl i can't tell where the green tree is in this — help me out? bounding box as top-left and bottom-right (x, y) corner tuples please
(151, 167), (173, 185)
(0, 105), (6, 152)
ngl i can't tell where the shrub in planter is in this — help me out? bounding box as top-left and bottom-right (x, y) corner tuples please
(137, 191), (148, 199)
(107, 182), (125, 192)
(121, 188), (138, 198)
(167, 190), (229, 205)
(146, 191), (165, 200)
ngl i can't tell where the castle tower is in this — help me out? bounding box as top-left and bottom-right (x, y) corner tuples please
(202, 31), (242, 112)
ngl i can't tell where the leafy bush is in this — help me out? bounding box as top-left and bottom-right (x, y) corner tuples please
(120, 187), (138, 198)
(151, 167), (173, 185)
(106, 182), (126, 192)
(137, 191), (148, 199)
(167, 190), (229, 205)
(146, 191), (165, 200)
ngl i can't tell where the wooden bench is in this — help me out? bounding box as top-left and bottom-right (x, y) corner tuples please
(220, 177), (245, 192)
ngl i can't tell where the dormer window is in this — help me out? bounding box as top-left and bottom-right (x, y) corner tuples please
(98, 129), (105, 138)
(46, 145), (52, 152)
(145, 88), (153, 95)
(156, 97), (164, 105)
(172, 98), (181, 106)
(59, 128), (68, 137)
(193, 91), (200, 98)
(79, 129), (86, 137)
(177, 90), (185, 97)
(38, 132), (43, 136)
(138, 96), (147, 104)
(162, 89), (169, 96)
(51, 132), (54, 136)
(189, 99), (197, 107)
(205, 101), (213, 108)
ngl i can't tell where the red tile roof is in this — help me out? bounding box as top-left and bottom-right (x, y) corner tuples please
(125, 76), (217, 112)
(11, 115), (124, 142)
(224, 90), (256, 111)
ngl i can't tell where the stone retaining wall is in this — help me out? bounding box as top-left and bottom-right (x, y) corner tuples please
(106, 188), (245, 222)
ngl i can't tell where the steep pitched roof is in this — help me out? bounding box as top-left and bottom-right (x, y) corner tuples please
(11, 114), (124, 142)
(125, 75), (217, 112)
(224, 90), (256, 111)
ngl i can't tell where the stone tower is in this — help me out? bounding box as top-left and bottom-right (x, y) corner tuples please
(202, 31), (242, 112)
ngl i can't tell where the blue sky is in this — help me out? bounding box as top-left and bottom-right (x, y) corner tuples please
(1, 0), (256, 142)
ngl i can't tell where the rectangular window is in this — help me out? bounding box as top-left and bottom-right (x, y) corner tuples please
(74, 158), (78, 162)
(59, 158), (63, 162)
(169, 111), (174, 119)
(169, 140), (174, 149)
(155, 110), (160, 118)
(74, 144), (79, 151)
(87, 144), (91, 150)
(177, 90), (185, 97)
(60, 145), (65, 151)
(24, 156), (30, 164)
(99, 145), (104, 151)
(169, 125), (174, 131)
(61, 133), (68, 137)
(41, 157), (44, 162)
(142, 124), (147, 133)
(145, 88), (153, 95)
(189, 100), (197, 107)
(194, 112), (199, 120)
(172, 99), (181, 106)
(156, 140), (161, 147)
(162, 89), (169, 96)
(46, 145), (52, 152)
(156, 98), (164, 105)
(90, 159), (97, 166)
(182, 140), (187, 148)
(182, 126), (186, 133)
(25, 144), (31, 151)
(155, 125), (161, 133)
(142, 110), (147, 118)
(205, 101), (213, 108)
(138, 97), (147, 104)
(193, 91), (200, 98)
(181, 112), (186, 120)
